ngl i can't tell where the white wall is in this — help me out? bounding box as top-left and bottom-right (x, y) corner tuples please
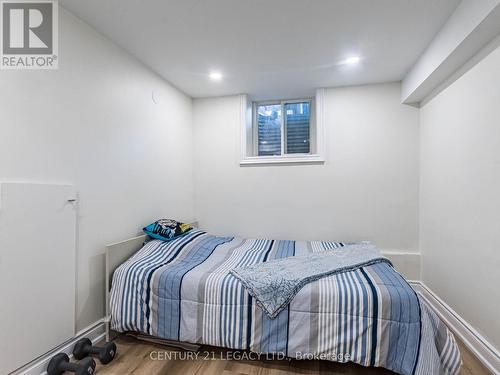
(0, 8), (194, 331)
(420, 44), (500, 350)
(193, 83), (419, 253)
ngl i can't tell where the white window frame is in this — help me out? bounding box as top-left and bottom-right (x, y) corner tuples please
(240, 88), (325, 165)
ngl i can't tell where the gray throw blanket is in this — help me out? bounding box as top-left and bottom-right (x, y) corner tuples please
(231, 242), (392, 318)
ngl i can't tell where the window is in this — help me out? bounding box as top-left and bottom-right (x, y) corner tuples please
(284, 101), (311, 154)
(255, 100), (311, 156)
(240, 90), (325, 165)
(256, 103), (282, 156)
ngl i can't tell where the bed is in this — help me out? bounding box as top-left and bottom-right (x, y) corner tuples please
(107, 228), (461, 375)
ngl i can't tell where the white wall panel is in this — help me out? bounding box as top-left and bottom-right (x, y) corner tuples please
(0, 183), (76, 374)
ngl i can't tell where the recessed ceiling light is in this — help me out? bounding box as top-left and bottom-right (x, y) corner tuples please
(209, 71), (223, 81)
(339, 56), (361, 65)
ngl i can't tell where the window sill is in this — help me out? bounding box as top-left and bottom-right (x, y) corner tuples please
(240, 154), (325, 166)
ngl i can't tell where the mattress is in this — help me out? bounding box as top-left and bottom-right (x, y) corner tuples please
(110, 229), (461, 375)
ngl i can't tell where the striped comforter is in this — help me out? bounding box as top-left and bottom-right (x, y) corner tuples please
(110, 230), (461, 375)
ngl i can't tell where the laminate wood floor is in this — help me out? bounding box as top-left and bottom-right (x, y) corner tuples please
(92, 335), (491, 375)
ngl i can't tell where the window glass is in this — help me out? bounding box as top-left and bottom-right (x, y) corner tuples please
(285, 102), (310, 154)
(257, 104), (282, 156)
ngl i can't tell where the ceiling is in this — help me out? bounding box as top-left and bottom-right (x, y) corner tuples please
(61, 0), (460, 100)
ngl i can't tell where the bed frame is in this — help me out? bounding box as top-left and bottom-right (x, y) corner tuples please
(104, 222), (200, 351)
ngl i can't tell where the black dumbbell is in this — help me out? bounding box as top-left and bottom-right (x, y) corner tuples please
(73, 338), (117, 364)
(47, 353), (96, 375)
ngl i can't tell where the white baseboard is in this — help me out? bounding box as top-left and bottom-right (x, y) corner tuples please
(410, 281), (500, 375)
(10, 319), (106, 375)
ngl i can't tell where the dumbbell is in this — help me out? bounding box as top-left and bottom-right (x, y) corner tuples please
(73, 338), (117, 364)
(47, 353), (96, 375)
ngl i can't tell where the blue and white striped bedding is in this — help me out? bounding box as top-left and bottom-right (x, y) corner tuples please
(110, 229), (461, 375)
